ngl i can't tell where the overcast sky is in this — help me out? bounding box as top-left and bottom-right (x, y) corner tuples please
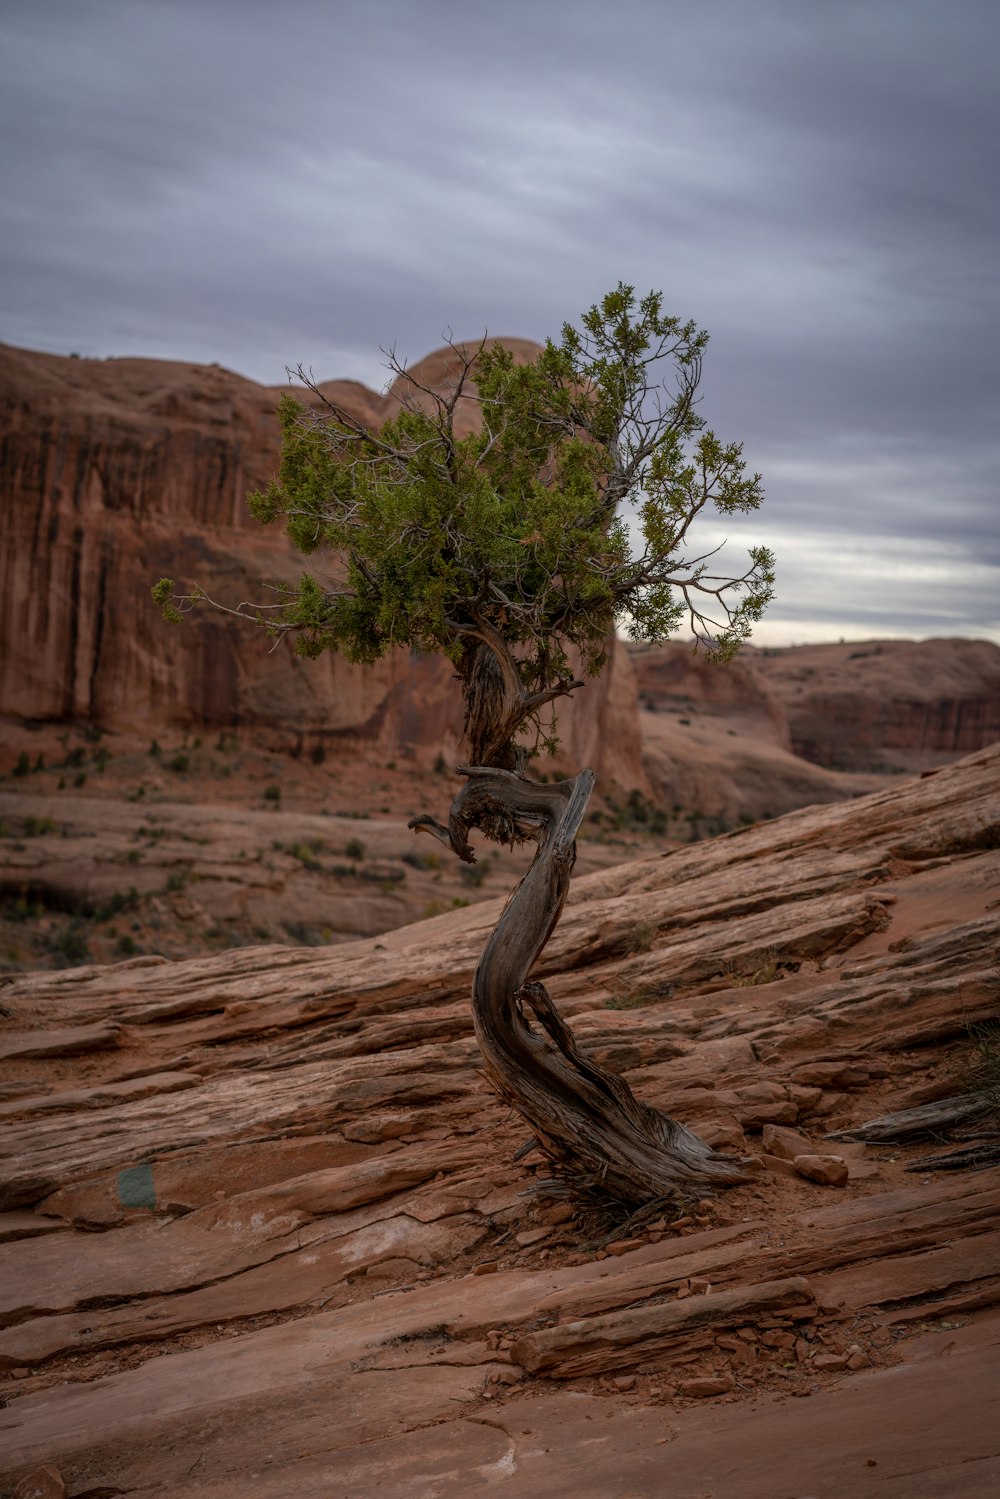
(2, 0), (997, 645)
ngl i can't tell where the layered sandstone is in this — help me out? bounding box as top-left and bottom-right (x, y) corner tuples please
(751, 637), (1000, 772)
(629, 637), (1000, 827)
(0, 342), (644, 790)
(0, 746), (997, 1494)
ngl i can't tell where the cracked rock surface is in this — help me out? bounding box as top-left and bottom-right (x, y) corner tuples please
(1, 745), (998, 1496)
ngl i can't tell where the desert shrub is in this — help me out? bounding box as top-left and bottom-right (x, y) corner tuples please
(344, 837), (365, 861)
(23, 816), (56, 837)
(55, 920), (90, 964)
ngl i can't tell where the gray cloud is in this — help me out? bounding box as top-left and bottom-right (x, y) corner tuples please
(1, 0), (997, 643)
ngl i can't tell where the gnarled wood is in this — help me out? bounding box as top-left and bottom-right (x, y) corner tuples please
(413, 765), (752, 1207)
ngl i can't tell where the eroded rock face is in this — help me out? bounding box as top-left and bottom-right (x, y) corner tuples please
(0, 341), (644, 789)
(750, 638), (1000, 772)
(629, 636), (1000, 826)
(0, 746), (997, 1494)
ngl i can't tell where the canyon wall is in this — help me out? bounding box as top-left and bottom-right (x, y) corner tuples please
(0, 342), (645, 789)
(750, 639), (1000, 772)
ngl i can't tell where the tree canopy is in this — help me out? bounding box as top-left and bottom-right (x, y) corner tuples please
(154, 282), (774, 767)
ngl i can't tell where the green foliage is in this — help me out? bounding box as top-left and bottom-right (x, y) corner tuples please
(55, 919), (90, 965)
(155, 284), (774, 756)
(263, 783), (281, 803)
(344, 837), (365, 861)
(152, 576), (184, 624)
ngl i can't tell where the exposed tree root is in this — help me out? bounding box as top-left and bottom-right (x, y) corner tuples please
(412, 765), (752, 1208)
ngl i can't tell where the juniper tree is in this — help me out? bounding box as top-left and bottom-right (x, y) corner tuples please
(154, 283), (774, 1207)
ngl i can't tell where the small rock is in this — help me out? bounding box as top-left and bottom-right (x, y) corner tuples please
(847, 1352), (868, 1370)
(606, 1238), (644, 1256)
(794, 1154), (849, 1186)
(493, 1366), (522, 1386)
(515, 1227), (551, 1247)
(688, 1277), (712, 1294)
(14, 1466), (66, 1499)
(538, 1201), (575, 1225)
(612, 1374), (637, 1391)
(812, 1352), (849, 1370)
(738, 1101), (799, 1129)
(787, 1084), (823, 1110)
(679, 1375), (736, 1398)
(473, 1260), (499, 1276)
(761, 1123), (815, 1162)
(762, 1153), (800, 1179)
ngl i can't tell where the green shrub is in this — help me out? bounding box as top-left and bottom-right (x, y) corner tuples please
(56, 920), (90, 964)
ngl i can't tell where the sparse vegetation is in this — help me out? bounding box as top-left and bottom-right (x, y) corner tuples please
(725, 948), (781, 987)
(620, 920), (657, 956)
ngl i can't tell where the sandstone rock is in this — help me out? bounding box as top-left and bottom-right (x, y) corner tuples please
(13, 1466), (65, 1499)
(515, 1227), (551, 1247)
(793, 1155), (850, 1186)
(761, 1124), (818, 1162)
(0, 748), (997, 1496)
(0, 1024), (122, 1061)
(679, 1374), (736, 1397)
(751, 637), (1000, 773)
(510, 1278), (816, 1378)
(365, 1258), (420, 1280)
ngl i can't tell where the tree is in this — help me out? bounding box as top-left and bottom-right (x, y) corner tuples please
(154, 283), (775, 1209)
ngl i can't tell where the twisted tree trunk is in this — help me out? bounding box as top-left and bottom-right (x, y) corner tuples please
(413, 763), (751, 1208)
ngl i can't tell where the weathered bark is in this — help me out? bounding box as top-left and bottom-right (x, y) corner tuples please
(412, 764), (751, 1207)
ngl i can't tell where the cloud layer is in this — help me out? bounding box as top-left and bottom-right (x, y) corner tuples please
(2, 0), (997, 642)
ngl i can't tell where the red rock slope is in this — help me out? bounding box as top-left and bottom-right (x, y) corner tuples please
(0, 744), (997, 1495)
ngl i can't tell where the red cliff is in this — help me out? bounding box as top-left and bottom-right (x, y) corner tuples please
(0, 342), (645, 789)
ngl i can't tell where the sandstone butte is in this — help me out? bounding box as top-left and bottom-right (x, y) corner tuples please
(0, 743), (998, 1496)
